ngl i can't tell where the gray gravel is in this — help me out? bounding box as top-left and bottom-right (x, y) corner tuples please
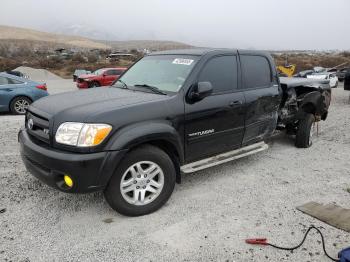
(1, 81), (350, 262)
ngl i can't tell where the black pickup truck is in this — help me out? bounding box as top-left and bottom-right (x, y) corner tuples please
(19, 49), (331, 216)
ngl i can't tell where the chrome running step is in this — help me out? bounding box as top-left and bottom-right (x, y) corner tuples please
(181, 141), (268, 173)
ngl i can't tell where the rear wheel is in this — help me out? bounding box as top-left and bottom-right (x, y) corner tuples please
(10, 96), (31, 115)
(104, 145), (176, 216)
(295, 113), (315, 148)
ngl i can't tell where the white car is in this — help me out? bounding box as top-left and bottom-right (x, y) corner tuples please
(307, 72), (339, 88)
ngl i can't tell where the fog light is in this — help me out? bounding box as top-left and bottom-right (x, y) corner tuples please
(64, 175), (73, 188)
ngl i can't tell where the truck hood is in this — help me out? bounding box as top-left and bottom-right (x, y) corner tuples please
(29, 87), (168, 122)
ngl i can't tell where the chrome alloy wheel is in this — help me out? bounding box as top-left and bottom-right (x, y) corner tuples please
(14, 99), (30, 114)
(120, 161), (164, 206)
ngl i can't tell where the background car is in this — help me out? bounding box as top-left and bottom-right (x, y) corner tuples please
(337, 68), (350, 82)
(0, 72), (48, 115)
(4, 70), (29, 79)
(293, 70), (314, 78)
(307, 72), (339, 88)
(76, 67), (127, 88)
(73, 69), (91, 82)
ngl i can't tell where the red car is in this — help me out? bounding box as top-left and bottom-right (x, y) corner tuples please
(76, 67), (127, 89)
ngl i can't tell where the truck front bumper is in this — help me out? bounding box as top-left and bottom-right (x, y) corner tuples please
(19, 129), (126, 193)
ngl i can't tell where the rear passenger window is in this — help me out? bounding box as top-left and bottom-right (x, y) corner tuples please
(198, 56), (238, 93)
(9, 78), (23, 84)
(0, 77), (9, 85)
(107, 70), (123, 75)
(241, 55), (272, 89)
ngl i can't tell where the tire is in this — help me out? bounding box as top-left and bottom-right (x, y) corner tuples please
(295, 113), (315, 148)
(10, 96), (32, 115)
(89, 81), (100, 88)
(104, 145), (176, 216)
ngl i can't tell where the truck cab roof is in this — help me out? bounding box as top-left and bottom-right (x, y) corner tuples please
(149, 48), (271, 57)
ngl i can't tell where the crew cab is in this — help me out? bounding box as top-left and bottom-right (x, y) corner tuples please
(76, 67), (127, 88)
(19, 49), (331, 216)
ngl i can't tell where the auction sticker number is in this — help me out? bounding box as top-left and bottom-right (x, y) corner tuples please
(172, 58), (194, 65)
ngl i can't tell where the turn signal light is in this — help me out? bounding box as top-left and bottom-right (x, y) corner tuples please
(64, 175), (73, 188)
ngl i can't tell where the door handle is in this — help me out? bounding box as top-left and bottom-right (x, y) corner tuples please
(229, 100), (243, 107)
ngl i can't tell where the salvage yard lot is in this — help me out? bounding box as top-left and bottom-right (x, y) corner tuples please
(1, 83), (350, 261)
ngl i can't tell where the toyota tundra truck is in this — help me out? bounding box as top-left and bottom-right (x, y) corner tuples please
(19, 49), (331, 216)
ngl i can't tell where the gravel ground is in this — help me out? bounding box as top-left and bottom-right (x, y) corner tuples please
(1, 82), (350, 262)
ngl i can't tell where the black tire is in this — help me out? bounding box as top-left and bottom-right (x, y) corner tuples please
(104, 145), (176, 216)
(10, 96), (32, 115)
(295, 113), (315, 148)
(89, 81), (100, 88)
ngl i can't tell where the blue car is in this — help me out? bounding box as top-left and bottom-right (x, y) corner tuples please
(0, 72), (49, 115)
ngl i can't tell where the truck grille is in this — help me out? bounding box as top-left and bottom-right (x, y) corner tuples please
(26, 112), (50, 145)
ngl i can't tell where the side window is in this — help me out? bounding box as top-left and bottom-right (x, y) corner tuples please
(198, 55), (238, 93)
(8, 78), (23, 84)
(107, 70), (121, 75)
(0, 77), (10, 85)
(241, 55), (272, 89)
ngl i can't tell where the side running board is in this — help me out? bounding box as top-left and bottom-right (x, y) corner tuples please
(181, 141), (268, 173)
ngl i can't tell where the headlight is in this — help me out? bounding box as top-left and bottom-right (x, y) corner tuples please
(55, 122), (112, 147)
(84, 78), (91, 81)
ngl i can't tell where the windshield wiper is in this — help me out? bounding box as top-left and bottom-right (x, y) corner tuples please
(114, 79), (129, 89)
(134, 84), (167, 95)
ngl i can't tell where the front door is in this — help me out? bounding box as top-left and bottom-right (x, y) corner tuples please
(184, 55), (246, 163)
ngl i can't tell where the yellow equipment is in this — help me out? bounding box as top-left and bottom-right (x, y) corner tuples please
(277, 64), (296, 77)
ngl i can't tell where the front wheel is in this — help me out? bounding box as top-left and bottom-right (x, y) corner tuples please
(89, 81), (100, 88)
(104, 145), (176, 216)
(295, 113), (315, 148)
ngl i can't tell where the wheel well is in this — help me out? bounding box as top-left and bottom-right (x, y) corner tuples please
(301, 102), (316, 115)
(129, 140), (182, 184)
(9, 95), (33, 107)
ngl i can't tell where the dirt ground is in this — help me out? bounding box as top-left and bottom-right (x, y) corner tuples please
(1, 82), (350, 262)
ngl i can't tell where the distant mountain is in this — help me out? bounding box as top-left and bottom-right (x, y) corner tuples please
(48, 24), (120, 41)
(0, 25), (110, 49)
(103, 40), (192, 51)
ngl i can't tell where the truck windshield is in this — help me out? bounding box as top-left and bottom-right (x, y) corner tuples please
(113, 55), (198, 93)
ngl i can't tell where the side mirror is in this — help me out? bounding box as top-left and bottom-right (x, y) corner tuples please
(188, 82), (213, 102)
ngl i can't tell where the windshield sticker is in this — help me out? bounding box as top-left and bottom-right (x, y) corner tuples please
(172, 58), (194, 65)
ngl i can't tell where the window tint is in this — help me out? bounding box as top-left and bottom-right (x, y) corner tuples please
(0, 77), (9, 85)
(107, 70), (117, 75)
(107, 70), (123, 75)
(198, 56), (237, 93)
(241, 55), (272, 89)
(9, 78), (23, 84)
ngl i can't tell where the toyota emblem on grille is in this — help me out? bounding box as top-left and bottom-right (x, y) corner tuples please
(27, 118), (34, 130)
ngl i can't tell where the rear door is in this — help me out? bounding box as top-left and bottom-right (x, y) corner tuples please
(184, 54), (246, 162)
(239, 53), (281, 145)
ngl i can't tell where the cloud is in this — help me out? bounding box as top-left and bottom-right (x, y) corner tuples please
(1, 0), (349, 50)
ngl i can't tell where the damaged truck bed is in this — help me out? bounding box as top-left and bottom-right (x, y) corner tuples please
(278, 77), (332, 147)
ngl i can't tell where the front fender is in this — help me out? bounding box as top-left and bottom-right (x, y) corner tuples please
(105, 121), (184, 163)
